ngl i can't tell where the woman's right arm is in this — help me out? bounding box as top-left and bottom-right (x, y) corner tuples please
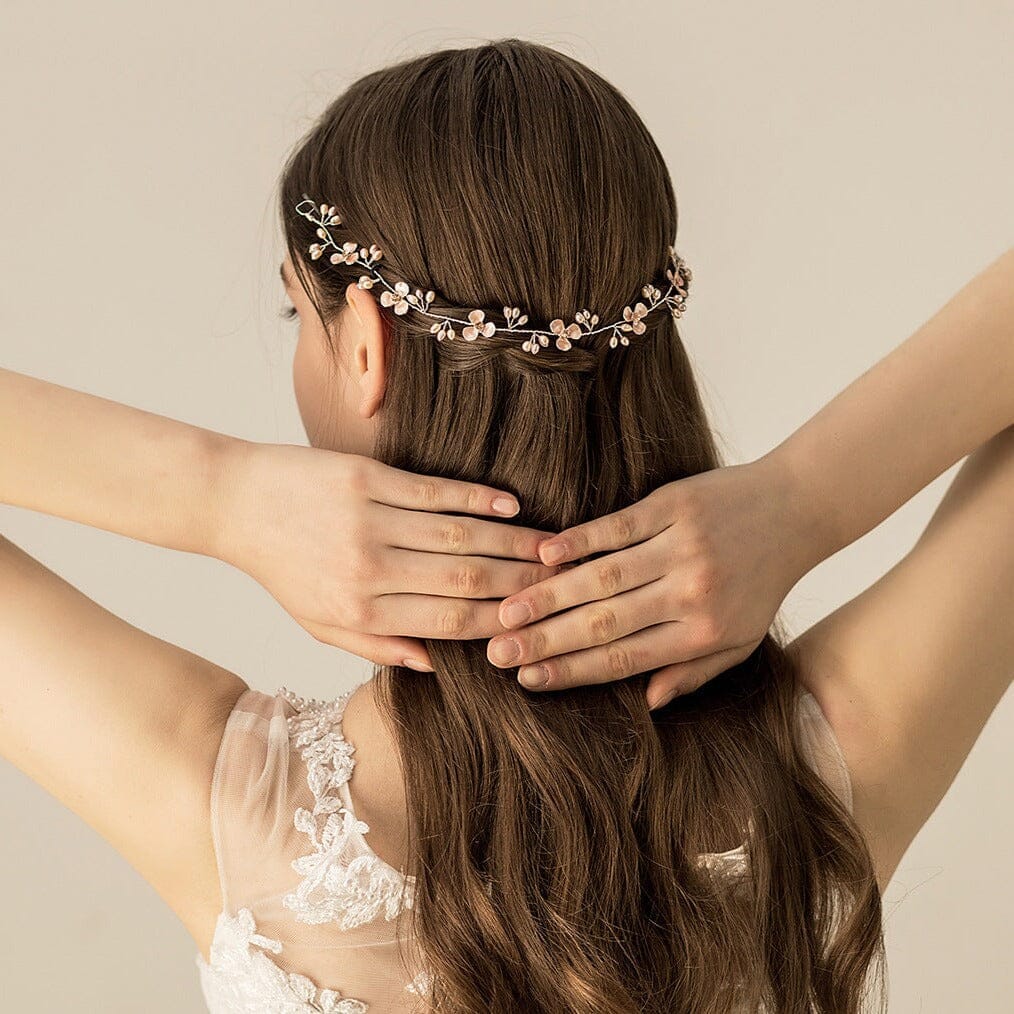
(773, 248), (1014, 889)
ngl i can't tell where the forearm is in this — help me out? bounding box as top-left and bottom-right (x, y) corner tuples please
(763, 247), (1014, 572)
(0, 368), (237, 555)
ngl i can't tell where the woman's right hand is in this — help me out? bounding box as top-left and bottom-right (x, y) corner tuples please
(214, 439), (562, 671)
(489, 453), (827, 708)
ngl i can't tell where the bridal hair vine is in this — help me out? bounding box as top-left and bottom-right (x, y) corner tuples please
(294, 196), (692, 355)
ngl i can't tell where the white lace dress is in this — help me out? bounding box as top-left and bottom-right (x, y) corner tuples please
(195, 681), (853, 1013)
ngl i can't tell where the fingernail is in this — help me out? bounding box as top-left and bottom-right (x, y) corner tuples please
(402, 658), (434, 672)
(491, 497), (519, 516)
(489, 637), (521, 666)
(540, 542), (566, 564)
(647, 688), (677, 710)
(501, 601), (532, 628)
(518, 665), (550, 689)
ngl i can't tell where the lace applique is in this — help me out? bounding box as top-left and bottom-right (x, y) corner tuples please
(196, 907), (368, 1013)
(278, 686), (416, 930)
(406, 969), (433, 998)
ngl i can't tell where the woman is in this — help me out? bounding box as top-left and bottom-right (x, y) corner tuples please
(1, 38), (1011, 1013)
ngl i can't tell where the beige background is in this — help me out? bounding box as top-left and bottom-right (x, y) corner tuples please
(1, 2), (1011, 1011)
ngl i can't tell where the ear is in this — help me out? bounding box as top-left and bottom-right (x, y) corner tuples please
(346, 282), (391, 418)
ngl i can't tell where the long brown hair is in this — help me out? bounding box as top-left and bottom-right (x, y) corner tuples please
(279, 38), (885, 1013)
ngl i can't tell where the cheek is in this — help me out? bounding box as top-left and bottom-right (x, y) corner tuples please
(292, 328), (328, 440)
(291, 323), (360, 451)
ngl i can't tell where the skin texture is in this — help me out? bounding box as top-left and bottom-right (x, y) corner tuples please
(284, 255), (387, 456)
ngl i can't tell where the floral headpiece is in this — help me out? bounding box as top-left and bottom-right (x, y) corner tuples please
(295, 196), (692, 355)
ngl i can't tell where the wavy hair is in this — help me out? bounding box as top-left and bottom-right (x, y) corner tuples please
(278, 38), (885, 1013)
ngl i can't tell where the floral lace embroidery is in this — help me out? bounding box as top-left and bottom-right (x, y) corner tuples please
(278, 685), (416, 930)
(406, 969), (433, 997)
(196, 907), (368, 1013)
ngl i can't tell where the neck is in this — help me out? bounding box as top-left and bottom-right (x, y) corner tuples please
(342, 678), (410, 872)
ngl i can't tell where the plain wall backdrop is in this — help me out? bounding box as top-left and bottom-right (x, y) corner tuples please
(1, 2), (1011, 1010)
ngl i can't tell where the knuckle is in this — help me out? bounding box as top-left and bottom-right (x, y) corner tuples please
(609, 510), (636, 545)
(454, 564), (487, 597)
(565, 532), (586, 558)
(343, 457), (372, 496)
(346, 548), (378, 583)
(683, 560), (718, 603)
(439, 604), (471, 636)
(466, 485), (486, 513)
(677, 487), (705, 527)
(686, 671), (709, 695)
(533, 582), (557, 615)
(606, 644), (634, 677)
(439, 520), (469, 552)
(527, 565), (550, 588)
(343, 596), (374, 630)
(525, 626), (547, 661)
(588, 606), (619, 642)
(595, 559), (624, 596)
(513, 531), (538, 558)
(414, 479), (442, 510)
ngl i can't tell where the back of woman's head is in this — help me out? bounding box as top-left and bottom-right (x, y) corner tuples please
(279, 37), (884, 1014)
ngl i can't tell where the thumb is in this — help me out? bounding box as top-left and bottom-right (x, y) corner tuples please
(645, 645), (749, 710)
(299, 621), (434, 671)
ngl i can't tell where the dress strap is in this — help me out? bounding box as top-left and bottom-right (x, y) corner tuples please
(277, 685), (416, 930)
(796, 689), (854, 814)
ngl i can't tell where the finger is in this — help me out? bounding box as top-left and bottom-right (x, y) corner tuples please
(379, 547), (562, 599)
(645, 645), (753, 710)
(535, 492), (670, 565)
(491, 582), (675, 672)
(497, 538), (667, 629)
(360, 594), (512, 640)
(513, 620), (699, 691)
(366, 459), (524, 519)
(298, 619), (435, 670)
(375, 502), (557, 562)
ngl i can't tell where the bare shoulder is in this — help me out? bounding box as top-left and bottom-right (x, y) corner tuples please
(786, 426), (1014, 892)
(340, 679), (410, 873)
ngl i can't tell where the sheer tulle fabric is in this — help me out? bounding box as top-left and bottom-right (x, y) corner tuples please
(195, 681), (853, 1013)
